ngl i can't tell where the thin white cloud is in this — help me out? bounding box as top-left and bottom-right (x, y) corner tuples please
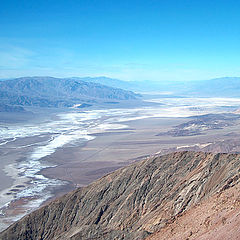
(0, 45), (35, 70)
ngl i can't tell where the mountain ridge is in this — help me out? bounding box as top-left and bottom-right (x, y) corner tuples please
(0, 77), (140, 108)
(1, 151), (240, 239)
(2, 76), (240, 100)
(71, 76), (240, 97)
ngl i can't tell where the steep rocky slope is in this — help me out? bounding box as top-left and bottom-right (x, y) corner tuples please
(147, 179), (240, 240)
(1, 151), (240, 239)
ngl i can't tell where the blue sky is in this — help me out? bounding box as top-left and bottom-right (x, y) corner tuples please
(1, 0), (240, 81)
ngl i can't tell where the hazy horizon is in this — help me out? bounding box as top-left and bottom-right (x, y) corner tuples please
(1, 75), (240, 83)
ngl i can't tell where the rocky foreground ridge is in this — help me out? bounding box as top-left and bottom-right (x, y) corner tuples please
(1, 151), (240, 239)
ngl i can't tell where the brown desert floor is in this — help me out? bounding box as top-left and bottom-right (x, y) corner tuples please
(41, 117), (188, 187)
(41, 117), (240, 189)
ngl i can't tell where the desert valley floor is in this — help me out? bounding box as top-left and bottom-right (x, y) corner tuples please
(1, 97), (240, 231)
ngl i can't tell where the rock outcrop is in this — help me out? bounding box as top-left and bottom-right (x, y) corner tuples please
(147, 177), (240, 240)
(1, 151), (240, 239)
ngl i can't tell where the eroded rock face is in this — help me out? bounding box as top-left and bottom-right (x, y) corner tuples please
(1, 151), (240, 240)
(146, 177), (240, 240)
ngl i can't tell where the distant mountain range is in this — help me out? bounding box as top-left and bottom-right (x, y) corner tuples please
(0, 77), (140, 108)
(73, 76), (240, 97)
(71, 76), (136, 90)
(71, 76), (176, 93)
(182, 77), (240, 97)
(0, 76), (239, 111)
